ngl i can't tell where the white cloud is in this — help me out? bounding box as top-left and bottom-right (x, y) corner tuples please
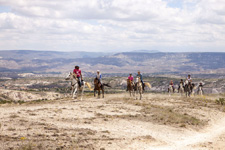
(0, 0), (225, 52)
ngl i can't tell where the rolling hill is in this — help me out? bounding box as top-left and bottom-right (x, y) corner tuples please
(0, 50), (225, 76)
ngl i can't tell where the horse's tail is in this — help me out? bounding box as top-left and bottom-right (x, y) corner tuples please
(103, 83), (111, 88)
(145, 82), (151, 88)
(85, 82), (93, 91)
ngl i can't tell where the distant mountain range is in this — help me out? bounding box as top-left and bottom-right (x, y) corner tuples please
(0, 50), (225, 76)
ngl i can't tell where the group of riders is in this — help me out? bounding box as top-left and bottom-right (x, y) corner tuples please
(73, 65), (145, 89)
(73, 65), (102, 87)
(72, 65), (203, 93)
(169, 74), (203, 93)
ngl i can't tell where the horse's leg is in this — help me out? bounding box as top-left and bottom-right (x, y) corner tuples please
(98, 89), (100, 98)
(129, 89), (131, 97)
(73, 86), (77, 99)
(71, 87), (74, 97)
(135, 89), (137, 100)
(102, 88), (104, 98)
(94, 90), (95, 97)
(140, 89), (142, 100)
(169, 88), (171, 96)
(80, 83), (85, 100)
(185, 89), (188, 97)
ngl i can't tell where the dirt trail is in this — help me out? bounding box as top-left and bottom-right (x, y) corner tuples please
(0, 93), (225, 150)
(151, 116), (225, 150)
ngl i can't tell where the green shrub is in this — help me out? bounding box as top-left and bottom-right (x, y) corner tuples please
(216, 98), (225, 105)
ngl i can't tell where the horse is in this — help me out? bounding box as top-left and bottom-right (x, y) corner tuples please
(127, 79), (135, 97)
(178, 83), (184, 96)
(184, 80), (195, 97)
(134, 77), (143, 100)
(197, 86), (203, 96)
(94, 78), (111, 98)
(168, 85), (174, 96)
(65, 72), (92, 100)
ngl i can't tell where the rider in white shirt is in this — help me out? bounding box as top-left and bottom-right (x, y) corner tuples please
(186, 74), (192, 83)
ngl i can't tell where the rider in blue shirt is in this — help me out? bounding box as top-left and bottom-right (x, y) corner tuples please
(96, 70), (102, 85)
(137, 71), (143, 82)
(137, 71), (145, 90)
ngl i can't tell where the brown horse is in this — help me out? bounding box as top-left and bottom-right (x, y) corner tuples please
(127, 79), (135, 97)
(94, 78), (111, 98)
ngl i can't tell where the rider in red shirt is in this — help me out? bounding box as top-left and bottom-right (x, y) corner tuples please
(169, 80), (175, 92)
(128, 73), (134, 82)
(127, 73), (134, 91)
(73, 66), (83, 87)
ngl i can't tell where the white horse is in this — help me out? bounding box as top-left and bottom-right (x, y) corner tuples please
(178, 83), (184, 96)
(135, 77), (143, 100)
(197, 86), (203, 96)
(65, 72), (92, 100)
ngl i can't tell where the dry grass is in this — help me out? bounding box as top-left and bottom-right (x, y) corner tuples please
(9, 114), (20, 118)
(1, 93), (225, 150)
(111, 95), (212, 129)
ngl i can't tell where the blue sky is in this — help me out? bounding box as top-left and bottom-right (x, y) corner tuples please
(164, 0), (183, 8)
(0, 6), (10, 13)
(0, 0), (225, 52)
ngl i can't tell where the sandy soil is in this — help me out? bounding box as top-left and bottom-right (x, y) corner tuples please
(0, 93), (225, 150)
(0, 89), (64, 102)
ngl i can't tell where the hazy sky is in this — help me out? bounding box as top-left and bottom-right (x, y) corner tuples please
(0, 0), (225, 52)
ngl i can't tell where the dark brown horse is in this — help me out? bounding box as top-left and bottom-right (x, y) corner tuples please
(184, 80), (195, 97)
(94, 78), (111, 98)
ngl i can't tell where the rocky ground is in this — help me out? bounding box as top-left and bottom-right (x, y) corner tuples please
(0, 92), (225, 150)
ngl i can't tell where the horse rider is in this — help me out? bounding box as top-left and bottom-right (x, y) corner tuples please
(187, 74), (192, 83)
(127, 73), (134, 91)
(169, 80), (175, 92)
(73, 65), (83, 87)
(178, 79), (184, 92)
(137, 71), (145, 90)
(96, 70), (102, 87)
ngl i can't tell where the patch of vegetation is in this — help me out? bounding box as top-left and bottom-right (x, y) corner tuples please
(24, 99), (49, 105)
(216, 98), (225, 105)
(18, 143), (32, 150)
(7, 127), (16, 131)
(9, 114), (19, 118)
(142, 105), (202, 126)
(0, 99), (13, 104)
(18, 100), (25, 104)
(34, 99), (48, 103)
(121, 100), (206, 128)
(0, 94), (13, 104)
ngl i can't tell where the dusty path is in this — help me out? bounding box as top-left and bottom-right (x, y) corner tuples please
(0, 93), (225, 150)
(151, 116), (225, 150)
